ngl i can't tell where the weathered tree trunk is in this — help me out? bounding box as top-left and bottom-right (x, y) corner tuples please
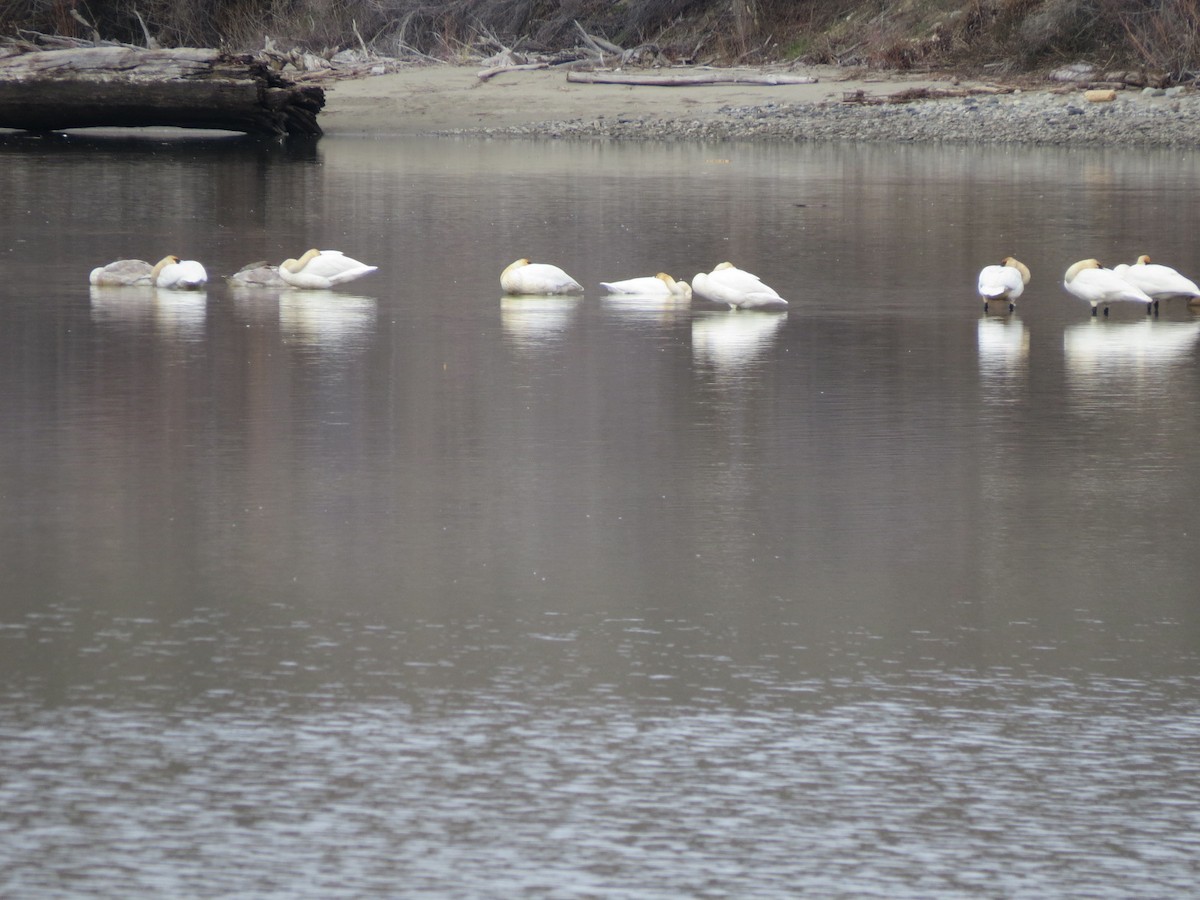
(0, 46), (324, 136)
(566, 71), (817, 87)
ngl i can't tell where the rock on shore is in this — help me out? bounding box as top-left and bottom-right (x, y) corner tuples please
(443, 86), (1200, 147)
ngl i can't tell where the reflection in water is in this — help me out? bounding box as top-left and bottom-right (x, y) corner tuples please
(600, 292), (691, 327)
(977, 315), (1029, 378)
(691, 309), (786, 372)
(8, 136), (1200, 900)
(500, 295), (582, 349)
(278, 291), (377, 350)
(1063, 319), (1200, 379)
(89, 285), (207, 340)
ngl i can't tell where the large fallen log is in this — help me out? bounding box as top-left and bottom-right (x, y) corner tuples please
(565, 70), (818, 87)
(0, 46), (324, 136)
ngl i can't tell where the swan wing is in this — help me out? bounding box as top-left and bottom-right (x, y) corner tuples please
(1119, 263), (1200, 298)
(1074, 268), (1152, 304)
(978, 264), (1024, 300)
(90, 259), (153, 286)
(304, 251), (377, 280)
(157, 260), (207, 289)
(601, 276), (670, 295)
(511, 264), (583, 295)
(709, 266), (783, 299)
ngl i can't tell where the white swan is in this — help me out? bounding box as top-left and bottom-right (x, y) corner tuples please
(600, 273), (692, 299)
(977, 256), (1031, 312)
(152, 255), (207, 289)
(691, 262), (787, 310)
(228, 261), (287, 288)
(1063, 259), (1153, 316)
(501, 258), (583, 295)
(1112, 254), (1200, 309)
(89, 259), (154, 286)
(279, 249), (378, 289)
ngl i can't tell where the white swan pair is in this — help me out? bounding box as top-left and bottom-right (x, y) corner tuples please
(977, 257), (1031, 312)
(89, 255), (207, 289)
(1063, 256), (1200, 316)
(229, 251), (377, 289)
(1063, 259), (1154, 316)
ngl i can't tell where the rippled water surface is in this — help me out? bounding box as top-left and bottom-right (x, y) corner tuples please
(2, 132), (1199, 897)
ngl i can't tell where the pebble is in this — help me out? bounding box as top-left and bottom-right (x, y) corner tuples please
(439, 88), (1200, 147)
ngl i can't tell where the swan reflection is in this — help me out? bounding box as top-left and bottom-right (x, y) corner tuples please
(89, 285), (207, 340)
(1064, 318), (1200, 378)
(977, 315), (1029, 377)
(279, 291), (377, 349)
(600, 291), (690, 327)
(692, 310), (787, 371)
(500, 295), (582, 348)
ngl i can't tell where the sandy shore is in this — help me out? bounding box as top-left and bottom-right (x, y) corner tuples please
(319, 63), (1200, 147)
(319, 64), (974, 136)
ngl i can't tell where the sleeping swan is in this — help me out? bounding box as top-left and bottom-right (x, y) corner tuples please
(1112, 255), (1200, 308)
(691, 262), (787, 310)
(228, 262), (287, 288)
(600, 273), (692, 299)
(279, 249), (378, 289)
(501, 258), (584, 295)
(152, 255), (208, 290)
(1063, 258), (1153, 316)
(977, 256), (1031, 312)
(89, 259), (154, 286)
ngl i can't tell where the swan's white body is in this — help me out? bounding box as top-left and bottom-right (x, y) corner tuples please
(977, 257), (1031, 311)
(691, 262), (787, 310)
(279, 249), (378, 289)
(501, 258), (583, 295)
(89, 259), (154, 286)
(1063, 259), (1153, 315)
(229, 262), (287, 288)
(152, 255), (208, 290)
(1112, 255), (1200, 300)
(600, 273), (692, 299)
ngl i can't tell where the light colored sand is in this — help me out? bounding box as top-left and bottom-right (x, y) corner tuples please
(319, 64), (976, 135)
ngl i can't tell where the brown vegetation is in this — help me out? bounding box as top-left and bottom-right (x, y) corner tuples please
(2, 1), (1200, 81)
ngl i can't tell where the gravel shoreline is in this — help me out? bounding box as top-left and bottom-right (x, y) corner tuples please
(442, 86), (1200, 147)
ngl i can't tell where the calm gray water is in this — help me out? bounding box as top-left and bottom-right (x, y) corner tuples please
(2, 131), (1199, 897)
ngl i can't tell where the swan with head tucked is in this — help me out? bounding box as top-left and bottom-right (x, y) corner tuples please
(692, 262), (787, 310)
(228, 261), (287, 288)
(977, 256), (1031, 312)
(1112, 255), (1200, 311)
(279, 249), (378, 289)
(89, 259), (154, 286)
(600, 273), (692, 299)
(501, 258), (583, 295)
(152, 255), (208, 290)
(1063, 258), (1153, 316)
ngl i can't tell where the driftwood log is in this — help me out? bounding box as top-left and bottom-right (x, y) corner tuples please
(0, 46), (324, 136)
(565, 70), (818, 87)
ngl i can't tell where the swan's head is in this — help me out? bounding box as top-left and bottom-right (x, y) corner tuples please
(1065, 259), (1102, 283)
(655, 273), (680, 289)
(1136, 254), (1152, 265)
(151, 255), (181, 277)
(1003, 256), (1032, 285)
(502, 258), (530, 277)
(713, 261), (735, 271)
(656, 272), (692, 299)
(281, 249), (321, 273)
